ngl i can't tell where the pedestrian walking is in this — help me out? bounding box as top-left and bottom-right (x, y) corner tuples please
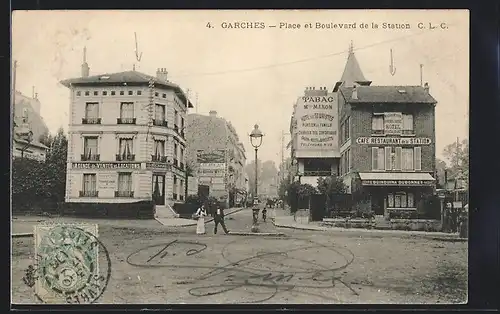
(214, 205), (230, 235)
(194, 204), (208, 235)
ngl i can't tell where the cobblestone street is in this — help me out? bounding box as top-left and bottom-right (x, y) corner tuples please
(12, 208), (467, 304)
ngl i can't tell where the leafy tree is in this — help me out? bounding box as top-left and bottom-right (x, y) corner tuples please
(285, 181), (317, 214)
(12, 127), (68, 213)
(317, 176), (347, 195)
(442, 138), (469, 186)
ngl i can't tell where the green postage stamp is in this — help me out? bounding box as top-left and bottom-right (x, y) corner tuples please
(33, 223), (109, 304)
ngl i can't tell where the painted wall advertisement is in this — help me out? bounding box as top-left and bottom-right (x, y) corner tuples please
(97, 173), (116, 190)
(196, 149), (225, 163)
(294, 93), (339, 158)
(198, 162), (226, 177)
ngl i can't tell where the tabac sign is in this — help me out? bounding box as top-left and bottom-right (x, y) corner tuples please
(356, 137), (432, 145)
(294, 92), (339, 158)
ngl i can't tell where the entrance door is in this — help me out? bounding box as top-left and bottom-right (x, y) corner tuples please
(372, 194), (385, 215)
(310, 194), (327, 221)
(152, 174), (165, 205)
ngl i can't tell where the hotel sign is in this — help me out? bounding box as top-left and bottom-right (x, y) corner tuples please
(295, 93), (339, 157)
(384, 112), (403, 135)
(72, 162), (141, 169)
(356, 137), (431, 145)
(362, 180), (434, 187)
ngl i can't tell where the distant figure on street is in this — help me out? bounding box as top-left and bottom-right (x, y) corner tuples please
(262, 208), (267, 222)
(194, 204), (208, 235)
(214, 205), (230, 235)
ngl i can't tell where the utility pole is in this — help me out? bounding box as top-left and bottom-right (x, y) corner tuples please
(420, 64), (424, 86)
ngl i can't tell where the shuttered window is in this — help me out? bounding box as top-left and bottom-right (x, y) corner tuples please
(372, 147), (385, 170)
(385, 147), (392, 170)
(394, 147), (402, 170)
(414, 147), (422, 171)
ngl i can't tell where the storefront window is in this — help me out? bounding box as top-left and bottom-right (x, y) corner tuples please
(387, 192), (416, 208)
(388, 194), (394, 207)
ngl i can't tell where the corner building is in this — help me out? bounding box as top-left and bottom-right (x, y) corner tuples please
(185, 111), (247, 206)
(290, 87), (340, 187)
(61, 54), (193, 214)
(334, 47), (437, 218)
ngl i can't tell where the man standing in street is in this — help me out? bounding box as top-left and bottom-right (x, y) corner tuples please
(214, 204), (230, 235)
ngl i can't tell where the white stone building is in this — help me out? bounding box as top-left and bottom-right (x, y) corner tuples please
(60, 52), (193, 216)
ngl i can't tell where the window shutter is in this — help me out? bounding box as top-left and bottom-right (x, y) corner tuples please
(372, 147), (378, 170)
(378, 148), (385, 170)
(414, 147), (422, 171)
(395, 147), (402, 170)
(385, 147), (392, 170)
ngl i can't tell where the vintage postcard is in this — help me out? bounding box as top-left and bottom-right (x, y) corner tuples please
(12, 9), (469, 305)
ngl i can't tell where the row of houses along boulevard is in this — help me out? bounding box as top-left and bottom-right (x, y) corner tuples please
(58, 48), (247, 218)
(289, 43), (437, 222)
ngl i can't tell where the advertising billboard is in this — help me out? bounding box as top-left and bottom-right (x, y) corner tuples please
(294, 93), (339, 158)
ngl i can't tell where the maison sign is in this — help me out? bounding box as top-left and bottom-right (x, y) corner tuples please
(295, 93), (339, 157)
(72, 162), (141, 169)
(356, 137), (432, 145)
(362, 180), (435, 186)
(98, 174), (117, 190)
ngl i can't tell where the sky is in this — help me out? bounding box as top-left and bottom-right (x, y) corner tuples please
(12, 10), (469, 166)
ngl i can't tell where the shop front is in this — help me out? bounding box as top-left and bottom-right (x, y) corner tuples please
(357, 172), (436, 219)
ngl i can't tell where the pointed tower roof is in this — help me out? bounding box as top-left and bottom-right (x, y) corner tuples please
(337, 41), (371, 89)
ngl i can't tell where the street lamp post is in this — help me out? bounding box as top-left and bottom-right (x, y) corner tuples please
(249, 124), (263, 233)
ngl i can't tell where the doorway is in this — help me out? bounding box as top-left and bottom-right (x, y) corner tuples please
(152, 174), (165, 205)
(372, 194), (385, 215)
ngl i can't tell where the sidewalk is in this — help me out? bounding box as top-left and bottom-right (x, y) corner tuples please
(155, 207), (245, 227)
(272, 211), (465, 241)
(11, 207), (246, 237)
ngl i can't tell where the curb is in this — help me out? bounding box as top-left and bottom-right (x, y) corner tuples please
(272, 219), (465, 241)
(12, 233), (33, 238)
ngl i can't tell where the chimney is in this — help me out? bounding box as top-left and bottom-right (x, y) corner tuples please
(209, 110), (217, 117)
(81, 46), (90, 78)
(156, 68), (168, 82)
(352, 85), (358, 100)
(424, 82), (429, 93)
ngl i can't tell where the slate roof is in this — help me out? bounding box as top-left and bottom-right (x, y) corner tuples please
(340, 85), (437, 104)
(338, 50), (372, 88)
(60, 70), (194, 108)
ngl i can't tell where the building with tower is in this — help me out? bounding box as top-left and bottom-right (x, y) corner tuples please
(60, 48), (193, 218)
(334, 43), (437, 219)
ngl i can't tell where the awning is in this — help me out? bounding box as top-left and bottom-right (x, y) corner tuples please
(358, 172), (435, 187)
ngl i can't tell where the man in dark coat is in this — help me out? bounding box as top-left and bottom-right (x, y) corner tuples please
(214, 205), (230, 235)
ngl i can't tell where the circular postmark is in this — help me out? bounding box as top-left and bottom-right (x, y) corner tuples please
(33, 224), (111, 304)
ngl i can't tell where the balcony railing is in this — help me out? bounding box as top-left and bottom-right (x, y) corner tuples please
(117, 118), (136, 124)
(116, 154), (135, 161)
(372, 129), (384, 135)
(402, 129), (414, 135)
(153, 119), (168, 127)
(81, 154), (100, 161)
(115, 191), (134, 198)
(80, 190), (99, 197)
(151, 155), (167, 162)
(82, 117), (102, 124)
(303, 170), (332, 176)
